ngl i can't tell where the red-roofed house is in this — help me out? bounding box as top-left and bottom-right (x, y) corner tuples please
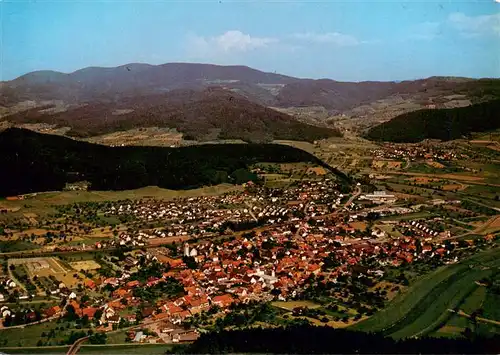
(45, 306), (61, 317)
(82, 307), (99, 319)
(212, 294), (235, 309)
(126, 280), (140, 288)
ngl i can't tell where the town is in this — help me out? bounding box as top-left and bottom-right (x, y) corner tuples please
(0, 161), (499, 350)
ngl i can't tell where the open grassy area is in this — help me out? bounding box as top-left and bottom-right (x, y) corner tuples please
(379, 211), (435, 222)
(483, 292), (500, 322)
(273, 140), (316, 154)
(0, 184), (242, 221)
(389, 267), (493, 339)
(0, 240), (37, 253)
(350, 247), (500, 339)
(0, 321), (87, 347)
(475, 322), (500, 338)
(105, 330), (130, 344)
(460, 286), (487, 314)
(463, 185), (500, 201)
(271, 300), (321, 311)
(0, 345), (68, 354)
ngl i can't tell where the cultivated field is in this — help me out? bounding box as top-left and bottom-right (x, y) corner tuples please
(69, 260), (101, 271)
(351, 247), (500, 339)
(427, 161), (445, 169)
(349, 221), (368, 231)
(442, 184), (464, 191)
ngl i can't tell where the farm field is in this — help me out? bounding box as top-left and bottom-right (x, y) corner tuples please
(372, 160), (403, 170)
(0, 240), (37, 253)
(350, 247), (500, 339)
(483, 293), (500, 321)
(0, 184), (243, 221)
(460, 286), (487, 314)
(463, 185), (500, 201)
(389, 267), (494, 339)
(272, 140), (316, 153)
(0, 321), (91, 348)
(387, 171), (486, 182)
(426, 161), (445, 169)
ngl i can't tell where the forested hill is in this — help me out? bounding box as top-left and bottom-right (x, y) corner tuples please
(2, 88), (341, 142)
(0, 128), (349, 196)
(169, 325), (500, 354)
(365, 99), (500, 143)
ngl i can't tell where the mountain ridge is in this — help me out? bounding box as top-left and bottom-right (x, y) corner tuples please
(3, 63), (499, 111)
(6, 63), (496, 84)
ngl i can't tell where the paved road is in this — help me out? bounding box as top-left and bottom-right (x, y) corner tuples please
(244, 201), (258, 222)
(66, 336), (88, 355)
(447, 214), (500, 239)
(342, 185), (362, 211)
(6, 265), (27, 293)
(448, 309), (500, 326)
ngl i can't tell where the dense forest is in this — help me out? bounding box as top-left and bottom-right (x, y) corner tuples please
(0, 128), (349, 196)
(365, 100), (500, 143)
(2, 88), (340, 142)
(170, 325), (500, 354)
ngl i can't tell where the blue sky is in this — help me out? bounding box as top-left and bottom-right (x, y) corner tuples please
(1, 0), (499, 81)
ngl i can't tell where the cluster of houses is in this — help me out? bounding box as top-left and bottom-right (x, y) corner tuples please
(94, 180), (345, 249)
(0, 278), (18, 302)
(2, 210), (464, 334)
(4, 172), (491, 341)
(2, 204), (493, 340)
(371, 143), (468, 162)
(87, 217), (464, 324)
(399, 220), (451, 240)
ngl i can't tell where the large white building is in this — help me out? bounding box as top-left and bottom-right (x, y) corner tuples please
(360, 191), (397, 204)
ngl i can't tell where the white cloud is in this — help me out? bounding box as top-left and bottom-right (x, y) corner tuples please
(292, 32), (360, 46)
(409, 22), (441, 41)
(187, 30), (277, 57)
(448, 12), (500, 37)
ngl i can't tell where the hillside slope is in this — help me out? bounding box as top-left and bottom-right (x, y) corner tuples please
(365, 99), (500, 143)
(0, 63), (297, 106)
(2, 88), (340, 142)
(2, 63), (499, 111)
(0, 128), (349, 196)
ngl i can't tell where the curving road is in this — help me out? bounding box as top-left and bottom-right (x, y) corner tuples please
(66, 336), (88, 355)
(342, 185), (362, 211)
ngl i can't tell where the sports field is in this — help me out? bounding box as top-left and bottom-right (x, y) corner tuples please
(10, 257), (87, 288)
(69, 260), (101, 271)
